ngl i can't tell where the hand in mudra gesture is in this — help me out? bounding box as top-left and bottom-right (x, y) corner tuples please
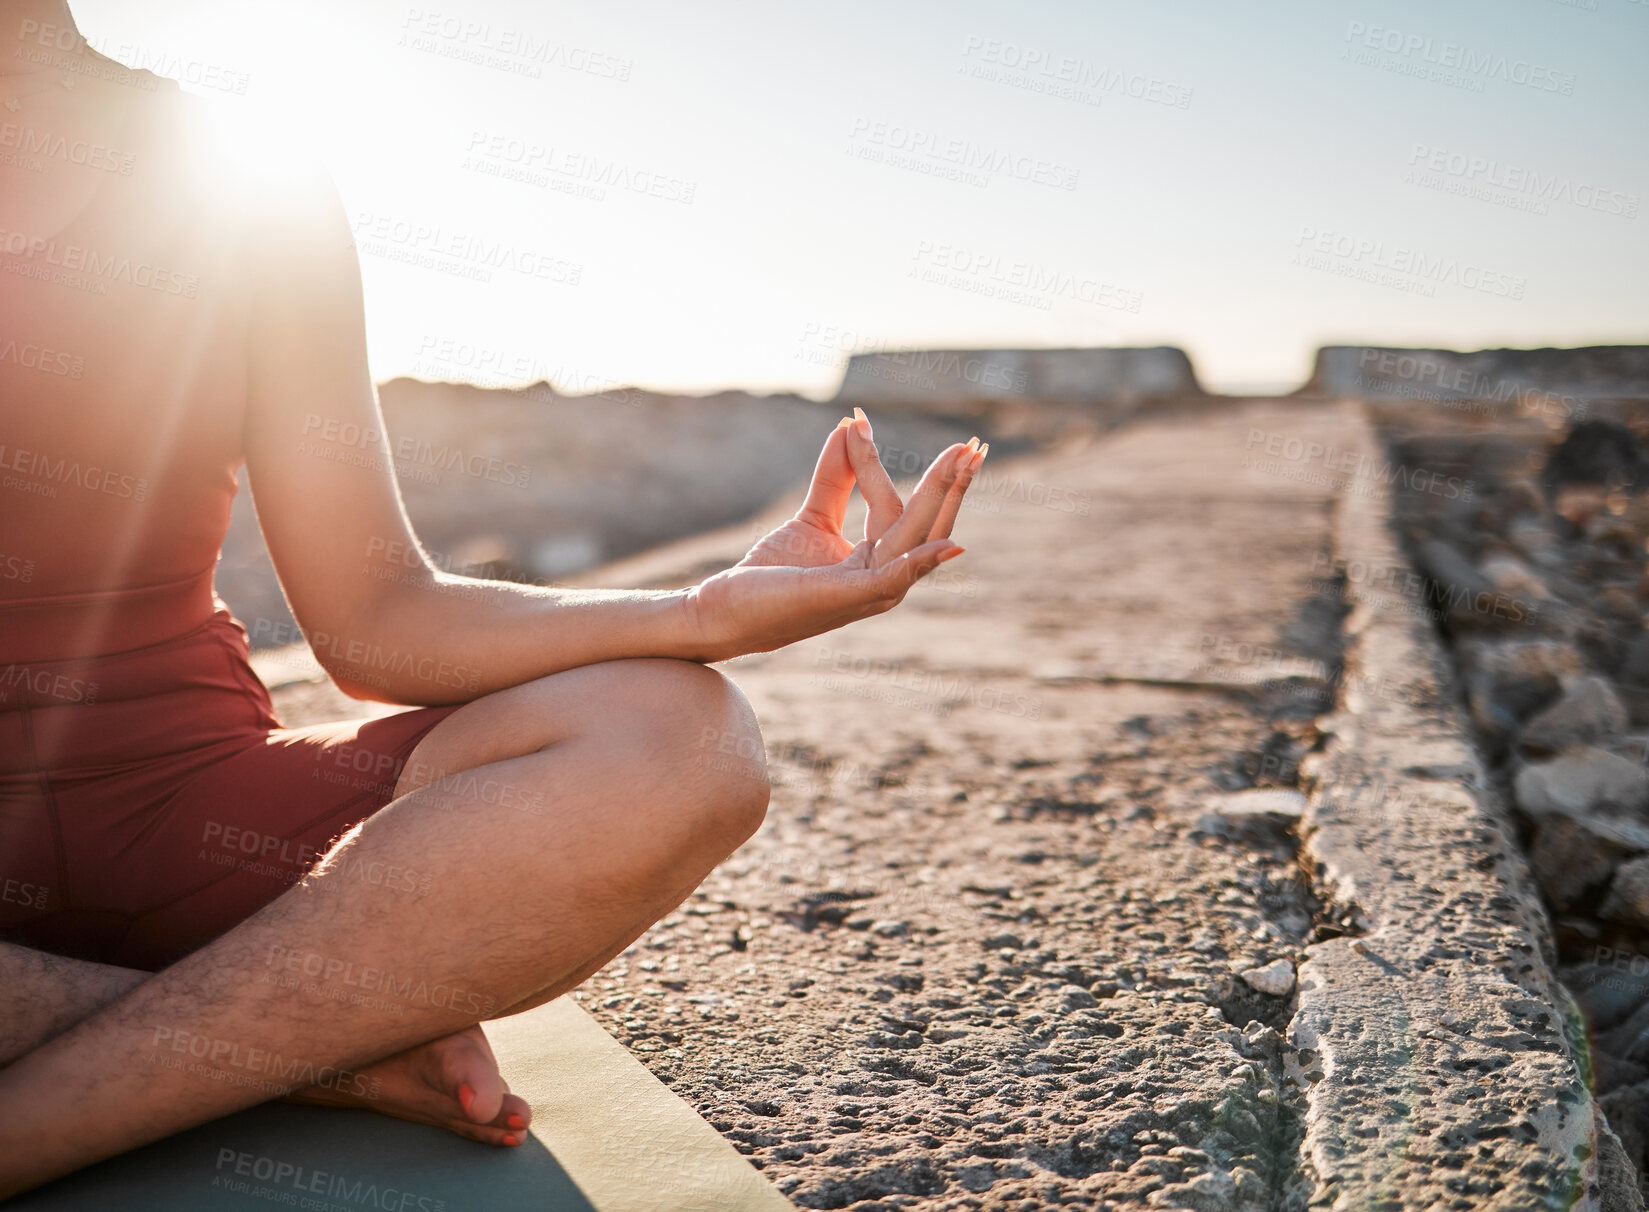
(683, 408), (986, 661)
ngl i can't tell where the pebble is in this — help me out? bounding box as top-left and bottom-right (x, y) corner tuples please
(1517, 677), (1628, 755)
(1513, 747), (1649, 817)
(1528, 815), (1640, 912)
(1240, 959), (1295, 996)
(1601, 856), (1649, 930)
(1206, 789), (1307, 819)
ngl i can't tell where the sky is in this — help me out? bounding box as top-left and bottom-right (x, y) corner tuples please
(74, 0), (1649, 397)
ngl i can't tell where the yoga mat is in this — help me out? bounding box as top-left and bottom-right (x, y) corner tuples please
(12, 997), (794, 1211)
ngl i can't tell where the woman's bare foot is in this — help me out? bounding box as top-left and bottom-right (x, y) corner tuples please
(285, 1024), (531, 1146)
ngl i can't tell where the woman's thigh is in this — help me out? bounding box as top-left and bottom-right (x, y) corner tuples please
(390, 657), (763, 801)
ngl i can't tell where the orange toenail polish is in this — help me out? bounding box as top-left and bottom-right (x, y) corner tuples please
(458, 1083), (475, 1116)
(503, 1133), (520, 1147)
(507, 1114), (525, 1130)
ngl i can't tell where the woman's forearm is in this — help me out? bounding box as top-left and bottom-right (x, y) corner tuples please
(321, 572), (709, 705)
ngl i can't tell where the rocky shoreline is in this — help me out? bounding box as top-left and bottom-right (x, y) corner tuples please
(1379, 402), (1649, 1204)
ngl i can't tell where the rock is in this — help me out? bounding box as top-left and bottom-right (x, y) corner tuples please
(1620, 633), (1649, 726)
(1601, 1001), (1649, 1067)
(1469, 669), (1563, 740)
(1207, 789), (1307, 819)
(1146, 1167), (1236, 1212)
(1596, 1051), (1649, 1097)
(1542, 418), (1646, 492)
(1602, 856), (1649, 929)
(1415, 539), (1504, 628)
(1591, 1097), (1648, 1212)
(1569, 962), (1649, 1033)
(870, 919), (909, 938)
(1240, 959), (1296, 996)
(1461, 637), (1586, 681)
(981, 933), (1024, 952)
(1478, 552), (1551, 602)
(1527, 814), (1641, 911)
(1513, 747), (1649, 817)
(1517, 677), (1628, 755)
(1600, 1080), (1649, 1187)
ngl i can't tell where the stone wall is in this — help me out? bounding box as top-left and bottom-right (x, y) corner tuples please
(1303, 345), (1649, 406)
(833, 346), (1202, 412)
(215, 378), (992, 647)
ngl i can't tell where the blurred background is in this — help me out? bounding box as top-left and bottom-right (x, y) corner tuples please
(66, 0), (1649, 635)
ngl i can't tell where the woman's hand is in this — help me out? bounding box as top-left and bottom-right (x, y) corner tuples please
(681, 408), (987, 662)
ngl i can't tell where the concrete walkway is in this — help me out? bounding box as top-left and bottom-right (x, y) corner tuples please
(229, 399), (1619, 1209)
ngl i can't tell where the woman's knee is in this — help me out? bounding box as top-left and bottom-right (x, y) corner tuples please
(395, 658), (769, 838)
(591, 659), (771, 841)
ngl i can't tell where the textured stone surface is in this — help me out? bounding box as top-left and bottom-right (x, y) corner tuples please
(1603, 858), (1649, 930)
(1520, 677), (1631, 756)
(272, 401), (1354, 1209)
(1514, 748), (1649, 818)
(1289, 405), (1627, 1211)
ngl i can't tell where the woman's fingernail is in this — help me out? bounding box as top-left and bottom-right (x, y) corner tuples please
(458, 1084), (476, 1117)
(969, 449), (986, 472)
(836, 417), (853, 429)
(939, 546), (965, 562)
(507, 1114), (525, 1130)
(852, 406), (873, 439)
(979, 442), (989, 457)
(503, 1133), (519, 1147)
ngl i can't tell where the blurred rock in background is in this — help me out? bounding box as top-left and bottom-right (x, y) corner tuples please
(216, 346), (1192, 647)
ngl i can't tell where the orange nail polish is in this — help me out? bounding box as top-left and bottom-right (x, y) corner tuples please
(503, 1133), (519, 1147)
(507, 1114), (525, 1130)
(458, 1083), (475, 1116)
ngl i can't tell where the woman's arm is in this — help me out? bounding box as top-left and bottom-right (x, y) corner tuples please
(240, 158), (978, 704)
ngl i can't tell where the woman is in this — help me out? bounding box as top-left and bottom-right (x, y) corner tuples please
(0, 1), (983, 1196)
